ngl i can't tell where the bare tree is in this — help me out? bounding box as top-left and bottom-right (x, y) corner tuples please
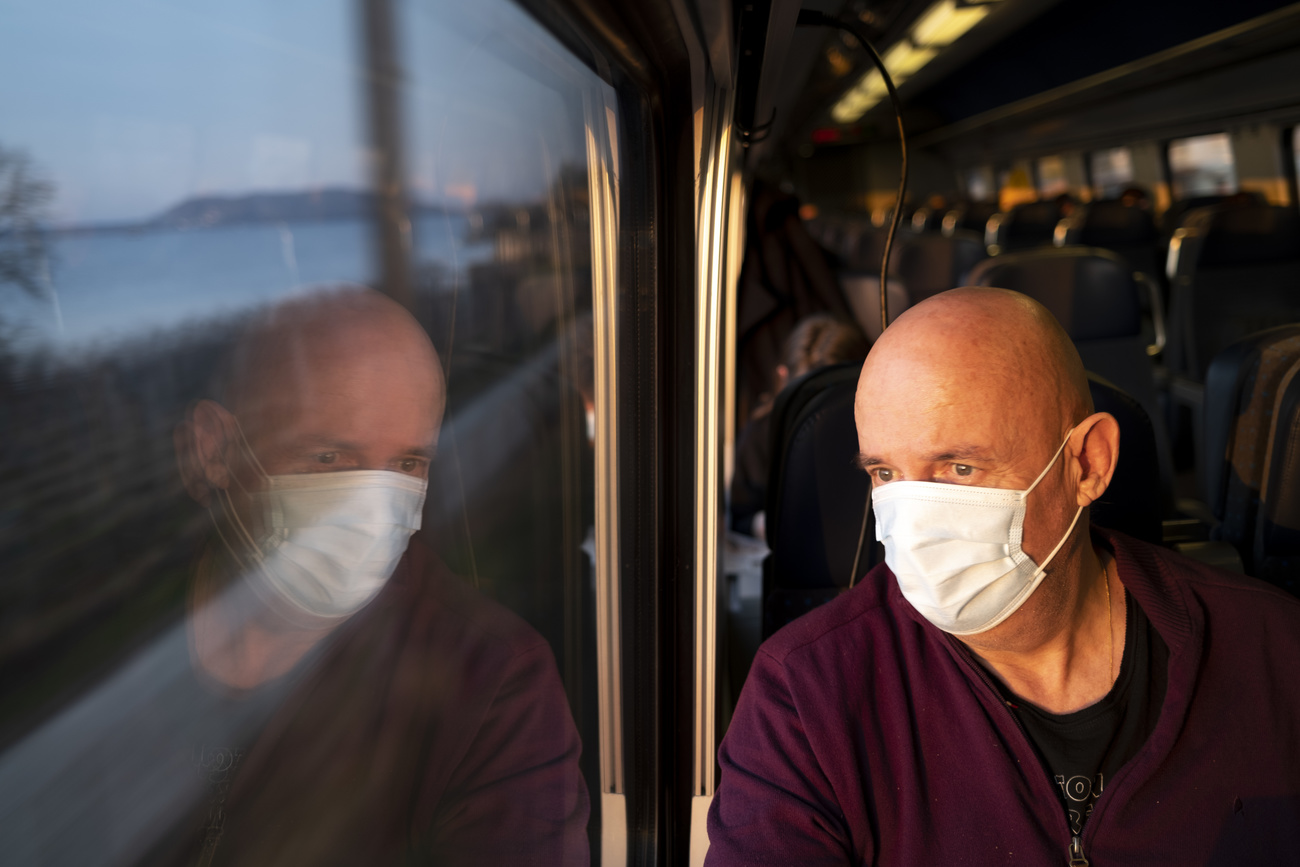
(0, 145), (55, 297)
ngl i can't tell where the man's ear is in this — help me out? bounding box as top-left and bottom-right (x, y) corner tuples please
(1072, 412), (1120, 508)
(174, 399), (236, 507)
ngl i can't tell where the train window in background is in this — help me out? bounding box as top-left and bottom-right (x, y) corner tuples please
(1091, 146), (1135, 199)
(1168, 132), (1238, 199)
(1035, 155), (1069, 198)
(0, 0), (614, 864)
(966, 165), (996, 202)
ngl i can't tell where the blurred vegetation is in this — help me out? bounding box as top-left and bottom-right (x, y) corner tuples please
(0, 145), (54, 300)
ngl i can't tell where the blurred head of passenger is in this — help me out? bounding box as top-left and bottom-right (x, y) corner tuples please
(1119, 185), (1150, 209)
(768, 313), (869, 406)
(1052, 192), (1076, 218)
(175, 285), (445, 685)
(855, 287), (1119, 648)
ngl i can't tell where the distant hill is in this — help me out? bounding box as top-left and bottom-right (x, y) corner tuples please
(142, 188), (456, 230)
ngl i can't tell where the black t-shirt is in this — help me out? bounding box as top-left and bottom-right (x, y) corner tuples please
(1001, 592), (1169, 835)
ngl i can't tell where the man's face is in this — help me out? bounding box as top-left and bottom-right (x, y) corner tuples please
(855, 349), (1078, 566)
(218, 324), (444, 538)
(239, 347), (441, 482)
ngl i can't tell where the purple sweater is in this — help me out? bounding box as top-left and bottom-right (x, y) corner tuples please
(707, 528), (1300, 865)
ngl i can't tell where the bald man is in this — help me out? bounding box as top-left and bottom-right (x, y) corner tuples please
(708, 288), (1300, 865)
(0, 287), (588, 866)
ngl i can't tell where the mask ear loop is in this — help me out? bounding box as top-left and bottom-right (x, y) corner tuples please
(206, 413), (272, 568)
(1022, 426), (1078, 498)
(1023, 424), (1085, 578)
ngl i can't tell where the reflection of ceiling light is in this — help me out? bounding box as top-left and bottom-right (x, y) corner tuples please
(882, 42), (937, 79)
(912, 0), (990, 48)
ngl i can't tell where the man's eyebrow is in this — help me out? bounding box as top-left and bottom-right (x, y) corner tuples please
(855, 454), (882, 471)
(926, 446), (997, 463)
(290, 436), (435, 458)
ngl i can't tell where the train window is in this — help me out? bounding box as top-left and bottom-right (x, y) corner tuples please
(966, 166), (996, 202)
(1090, 146), (1135, 199)
(0, 0), (617, 863)
(1168, 132), (1238, 199)
(1035, 155), (1070, 198)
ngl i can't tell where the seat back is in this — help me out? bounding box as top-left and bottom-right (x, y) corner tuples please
(1202, 326), (1300, 570)
(763, 362), (873, 636)
(1166, 204), (1300, 381)
(1087, 373), (1165, 544)
(942, 202), (999, 238)
(896, 230), (987, 303)
(1061, 200), (1161, 281)
(1256, 356), (1300, 592)
(991, 201), (1066, 253)
(968, 248), (1152, 394)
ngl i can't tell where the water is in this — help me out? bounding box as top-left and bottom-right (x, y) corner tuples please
(2, 214), (488, 354)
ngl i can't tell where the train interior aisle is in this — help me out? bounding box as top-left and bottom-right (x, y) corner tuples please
(2, 0), (1300, 864)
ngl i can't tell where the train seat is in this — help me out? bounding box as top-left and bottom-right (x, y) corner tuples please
(1201, 325), (1300, 575)
(986, 200), (1067, 254)
(758, 364), (1165, 639)
(1165, 203), (1300, 385)
(942, 202), (999, 238)
(760, 362), (872, 638)
(896, 230), (987, 304)
(967, 247), (1167, 447)
(1058, 199), (1162, 284)
(1256, 354), (1300, 592)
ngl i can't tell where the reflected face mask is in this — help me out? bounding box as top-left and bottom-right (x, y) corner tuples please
(871, 429), (1081, 635)
(212, 422), (427, 620)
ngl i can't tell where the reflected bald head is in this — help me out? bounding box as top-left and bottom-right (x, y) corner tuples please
(216, 286), (445, 477)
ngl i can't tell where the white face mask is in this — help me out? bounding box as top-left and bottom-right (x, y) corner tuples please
(871, 428), (1081, 635)
(211, 424), (428, 621)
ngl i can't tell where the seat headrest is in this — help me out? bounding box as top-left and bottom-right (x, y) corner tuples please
(1073, 200), (1158, 246)
(766, 362), (872, 591)
(1203, 325), (1300, 519)
(1256, 357), (1300, 589)
(966, 247), (1142, 340)
(1191, 205), (1300, 267)
(1086, 373), (1162, 544)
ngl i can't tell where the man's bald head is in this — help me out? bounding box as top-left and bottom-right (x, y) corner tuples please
(857, 287), (1091, 468)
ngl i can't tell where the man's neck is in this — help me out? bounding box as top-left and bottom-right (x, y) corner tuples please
(960, 545), (1125, 714)
(188, 546), (336, 690)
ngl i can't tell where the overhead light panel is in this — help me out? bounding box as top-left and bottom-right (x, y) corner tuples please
(912, 0), (991, 48)
(882, 41), (937, 79)
(828, 0), (994, 125)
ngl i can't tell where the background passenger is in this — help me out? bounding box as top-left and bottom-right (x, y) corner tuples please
(731, 313), (869, 538)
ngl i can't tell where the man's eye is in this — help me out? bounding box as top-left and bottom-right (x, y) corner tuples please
(314, 452), (338, 464)
(954, 464), (973, 476)
(875, 468), (894, 483)
(398, 458), (419, 472)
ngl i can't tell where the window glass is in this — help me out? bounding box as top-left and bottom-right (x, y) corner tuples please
(1090, 147), (1134, 199)
(966, 166), (995, 203)
(1036, 155), (1070, 198)
(0, 1), (610, 864)
(1168, 132), (1237, 199)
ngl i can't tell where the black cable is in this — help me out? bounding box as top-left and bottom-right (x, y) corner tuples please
(795, 10), (910, 587)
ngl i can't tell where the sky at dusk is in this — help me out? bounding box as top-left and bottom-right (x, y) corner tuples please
(0, 0), (593, 226)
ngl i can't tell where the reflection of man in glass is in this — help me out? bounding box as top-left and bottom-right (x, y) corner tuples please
(167, 285), (589, 864)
